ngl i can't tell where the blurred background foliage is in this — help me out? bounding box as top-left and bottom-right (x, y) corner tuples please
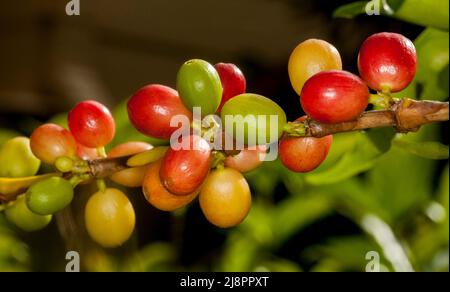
(0, 0), (448, 272)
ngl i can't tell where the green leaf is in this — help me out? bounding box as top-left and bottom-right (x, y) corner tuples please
(332, 1), (368, 19)
(393, 0), (449, 30)
(272, 194), (333, 247)
(367, 125), (438, 219)
(305, 132), (384, 185)
(414, 29), (449, 101)
(393, 139), (449, 160)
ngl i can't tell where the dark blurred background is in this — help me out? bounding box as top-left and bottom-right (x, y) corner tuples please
(0, 0), (422, 124)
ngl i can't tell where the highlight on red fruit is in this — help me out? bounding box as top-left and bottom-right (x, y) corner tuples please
(160, 135), (212, 196)
(358, 32), (417, 93)
(279, 118), (333, 173)
(224, 145), (266, 173)
(30, 123), (77, 165)
(300, 70), (369, 123)
(68, 100), (116, 148)
(215, 63), (246, 112)
(127, 84), (193, 140)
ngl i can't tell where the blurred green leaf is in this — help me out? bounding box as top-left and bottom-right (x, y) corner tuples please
(305, 132), (384, 185)
(121, 242), (177, 272)
(367, 125), (438, 219)
(256, 258), (302, 272)
(332, 1), (368, 19)
(305, 236), (386, 272)
(393, 139), (449, 160)
(272, 194), (333, 247)
(48, 113), (69, 129)
(414, 28), (449, 101)
(220, 233), (259, 272)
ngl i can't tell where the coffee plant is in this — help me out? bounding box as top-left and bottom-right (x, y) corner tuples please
(0, 0), (448, 272)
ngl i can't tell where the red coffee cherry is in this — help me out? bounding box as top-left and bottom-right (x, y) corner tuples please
(224, 146), (266, 173)
(300, 70), (369, 123)
(358, 32), (417, 93)
(127, 84), (193, 140)
(214, 63), (246, 112)
(68, 100), (116, 148)
(76, 143), (99, 160)
(279, 118), (333, 173)
(30, 123), (77, 164)
(143, 160), (198, 212)
(160, 135), (212, 196)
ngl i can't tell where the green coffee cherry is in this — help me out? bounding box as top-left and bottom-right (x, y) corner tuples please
(4, 195), (52, 232)
(0, 137), (41, 178)
(177, 59), (223, 116)
(221, 93), (287, 145)
(26, 177), (74, 215)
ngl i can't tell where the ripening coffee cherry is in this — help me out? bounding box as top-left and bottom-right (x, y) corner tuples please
(26, 177), (74, 215)
(30, 123), (77, 165)
(199, 168), (252, 228)
(0, 137), (41, 178)
(288, 39), (342, 95)
(215, 63), (246, 112)
(160, 135), (212, 196)
(76, 143), (100, 160)
(224, 145), (267, 173)
(5, 195), (52, 232)
(221, 93), (287, 145)
(127, 84), (193, 140)
(85, 188), (135, 248)
(300, 70), (369, 123)
(68, 100), (116, 148)
(279, 118), (333, 173)
(143, 160), (198, 211)
(177, 59), (223, 115)
(358, 32), (417, 93)
(108, 142), (153, 187)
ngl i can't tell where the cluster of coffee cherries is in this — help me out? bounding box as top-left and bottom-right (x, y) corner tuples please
(0, 32), (417, 248)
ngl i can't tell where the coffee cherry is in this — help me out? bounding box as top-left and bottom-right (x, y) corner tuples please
(26, 177), (74, 215)
(300, 70), (369, 123)
(127, 84), (193, 140)
(224, 145), (267, 173)
(143, 160), (198, 211)
(199, 168), (252, 228)
(0, 137), (40, 178)
(288, 39), (342, 95)
(160, 135), (212, 196)
(221, 93), (287, 145)
(108, 142), (153, 187)
(76, 143), (100, 160)
(5, 195), (52, 232)
(215, 63), (246, 112)
(279, 118), (333, 173)
(177, 59), (223, 115)
(85, 188), (135, 248)
(68, 100), (116, 148)
(30, 123), (77, 165)
(358, 32), (417, 93)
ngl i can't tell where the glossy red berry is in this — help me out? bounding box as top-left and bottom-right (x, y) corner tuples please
(358, 32), (417, 93)
(68, 100), (116, 148)
(279, 118), (333, 173)
(128, 84), (193, 140)
(300, 70), (369, 123)
(215, 63), (246, 112)
(160, 135), (212, 196)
